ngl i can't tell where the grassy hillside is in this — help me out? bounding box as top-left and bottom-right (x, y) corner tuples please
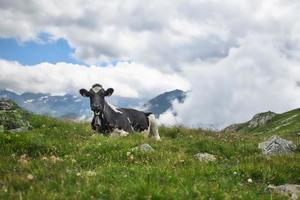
(0, 112), (300, 199)
(224, 108), (300, 137)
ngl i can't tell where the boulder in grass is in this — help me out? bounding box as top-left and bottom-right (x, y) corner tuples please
(268, 184), (300, 200)
(0, 99), (32, 132)
(131, 144), (154, 153)
(0, 100), (14, 110)
(194, 153), (216, 162)
(258, 135), (296, 155)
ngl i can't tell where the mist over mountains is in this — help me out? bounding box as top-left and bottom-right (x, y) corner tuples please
(0, 89), (186, 121)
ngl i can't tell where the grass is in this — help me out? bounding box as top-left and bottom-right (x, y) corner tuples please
(0, 114), (300, 199)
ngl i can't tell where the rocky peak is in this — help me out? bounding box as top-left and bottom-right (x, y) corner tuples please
(248, 111), (276, 128)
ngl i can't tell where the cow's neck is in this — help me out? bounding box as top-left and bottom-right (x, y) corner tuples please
(102, 101), (121, 128)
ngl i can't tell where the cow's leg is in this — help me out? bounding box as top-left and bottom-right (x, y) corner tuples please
(148, 114), (161, 141)
(91, 118), (96, 130)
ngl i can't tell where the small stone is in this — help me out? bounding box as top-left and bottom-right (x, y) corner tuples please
(18, 154), (29, 165)
(50, 155), (62, 163)
(85, 171), (96, 177)
(131, 144), (154, 153)
(27, 174), (34, 180)
(41, 156), (48, 161)
(128, 154), (134, 161)
(194, 153), (216, 162)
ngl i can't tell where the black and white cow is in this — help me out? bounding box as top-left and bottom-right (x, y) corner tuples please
(79, 84), (161, 140)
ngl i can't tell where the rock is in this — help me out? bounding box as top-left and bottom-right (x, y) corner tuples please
(223, 123), (242, 133)
(131, 144), (154, 152)
(0, 99), (31, 132)
(248, 111), (276, 128)
(26, 174), (34, 180)
(223, 111), (276, 132)
(258, 135), (297, 155)
(194, 153), (216, 162)
(268, 184), (300, 200)
(0, 100), (14, 110)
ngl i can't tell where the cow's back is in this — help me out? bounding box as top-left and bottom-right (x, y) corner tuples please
(120, 108), (150, 132)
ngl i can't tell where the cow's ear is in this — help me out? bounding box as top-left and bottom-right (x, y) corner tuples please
(105, 88), (114, 96)
(79, 89), (90, 97)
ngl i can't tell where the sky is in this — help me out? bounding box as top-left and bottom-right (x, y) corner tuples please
(1, 0), (300, 128)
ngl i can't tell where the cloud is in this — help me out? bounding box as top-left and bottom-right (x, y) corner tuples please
(159, 33), (300, 128)
(1, 0), (300, 128)
(0, 59), (189, 98)
(4, 0), (300, 69)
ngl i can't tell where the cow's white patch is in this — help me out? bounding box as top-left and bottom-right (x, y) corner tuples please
(91, 86), (102, 93)
(107, 102), (122, 114)
(110, 129), (129, 137)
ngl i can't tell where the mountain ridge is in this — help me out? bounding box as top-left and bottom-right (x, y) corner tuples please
(0, 89), (186, 120)
(223, 108), (300, 136)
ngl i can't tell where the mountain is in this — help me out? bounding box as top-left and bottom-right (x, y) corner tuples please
(0, 89), (185, 120)
(223, 108), (300, 136)
(0, 89), (90, 120)
(143, 89), (187, 117)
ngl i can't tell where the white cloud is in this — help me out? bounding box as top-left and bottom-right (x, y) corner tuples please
(0, 59), (189, 98)
(159, 33), (300, 128)
(4, 0), (300, 68)
(1, 0), (300, 127)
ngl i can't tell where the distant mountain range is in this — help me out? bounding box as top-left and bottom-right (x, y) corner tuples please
(0, 89), (186, 120)
(143, 89), (187, 117)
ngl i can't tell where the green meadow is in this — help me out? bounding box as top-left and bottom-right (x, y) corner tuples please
(0, 110), (299, 199)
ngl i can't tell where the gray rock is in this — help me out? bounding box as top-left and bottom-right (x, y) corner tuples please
(258, 135), (297, 155)
(248, 111), (276, 128)
(0, 100), (14, 110)
(268, 184), (300, 200)
(0, 99), (31, 132)
(131, 144), (154, 152)
(194, 153), (216, 162)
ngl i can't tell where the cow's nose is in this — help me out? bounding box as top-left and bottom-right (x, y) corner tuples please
(92, 104), (101, 111)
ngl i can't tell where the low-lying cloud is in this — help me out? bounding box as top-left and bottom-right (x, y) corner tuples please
(0, 59), (189, 98)
(159, 33), (300, 128)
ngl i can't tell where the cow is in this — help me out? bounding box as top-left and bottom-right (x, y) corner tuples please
(79, 84), (161, 140)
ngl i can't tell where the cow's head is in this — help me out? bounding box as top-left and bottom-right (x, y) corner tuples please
(79, 84), (114, 116)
